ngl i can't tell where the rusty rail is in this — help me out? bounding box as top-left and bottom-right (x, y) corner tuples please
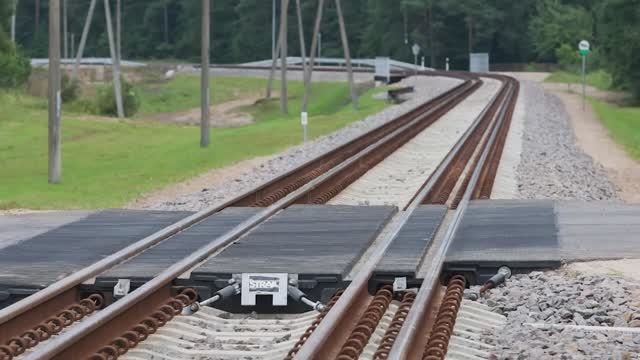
(13, 72), (480, 359)
(293, 74), (519, 359)
(0, 72), (472, 358)
(385, 75), (518, 359)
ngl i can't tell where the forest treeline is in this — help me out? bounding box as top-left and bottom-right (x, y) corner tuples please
(2, 0), (640, 98)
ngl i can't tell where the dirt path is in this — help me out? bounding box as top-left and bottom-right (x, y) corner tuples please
(545, 86), (640, 203)
(568, 259), (640, 283)
(140, 96), (266, 127)
(544, 82), (630, 104)
(126, 155), (274, 209)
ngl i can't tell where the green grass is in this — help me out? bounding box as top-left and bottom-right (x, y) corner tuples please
(137, 75), (273, 114)
(590, 99), (640, 160)
(0, 78), (389, 209)
(545, 69), (614, 91)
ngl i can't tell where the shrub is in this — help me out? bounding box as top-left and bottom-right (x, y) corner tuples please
(0, 45), (31, 88)
(96, 79), (140, 117)
(61, 74), (80, 103)
(555, 43), (580, 71)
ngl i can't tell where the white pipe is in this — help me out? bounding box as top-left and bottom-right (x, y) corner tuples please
(301, 297), (325, 312)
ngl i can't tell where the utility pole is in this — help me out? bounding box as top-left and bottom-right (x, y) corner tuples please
(466, 15), (474, 56)
(295, 0), (308, 142)
(335, 0), (358, 110)
(301, 0), (325, 114)
(295, 0), (308, 82)
(163, 2), (169, 44)
(35, 0), (40, 35)
(427, 3), (435, 68)
(279, 0), (290, 114)
(73, 0), (97, 79)
(116, 0), (121, 61)
(200, 0), (210, 147)
(266, 0), (280, 99)
(11, 0), (17, 43)
(71, 33), (75, 59)
(63, 0), (68, 58)
(272, 0), (277, 59)
(266, 39), (281, 99)
(104, 0), (125, 118)
(48, 0), (62, 184)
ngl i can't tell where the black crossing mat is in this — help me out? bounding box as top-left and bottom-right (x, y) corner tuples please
(376, 205), (448, 277)
(0, 210), (190, 289)
(446, 200), (559, 264)
(191, 205), (396, 281)
(99, 207), (261, 282)
(556, 201), (640, 260)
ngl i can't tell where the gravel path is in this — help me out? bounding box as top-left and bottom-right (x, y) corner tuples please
(145, 76), (463, 211)
(517, 80), (619, 200)
(476, 270), (640, 359)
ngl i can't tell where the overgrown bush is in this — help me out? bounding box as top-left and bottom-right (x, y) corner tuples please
(61, 74), (80, 103)
(96, 79), (140, 117)
(0, 41), (31, 88)
(555, 44), (580, 70)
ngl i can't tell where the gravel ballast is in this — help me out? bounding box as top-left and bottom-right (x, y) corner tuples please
(475, 270), (640, 359)
(517, 80), (619, 200)
(146, 75), (463, 211)
(329, 78), (501, 208)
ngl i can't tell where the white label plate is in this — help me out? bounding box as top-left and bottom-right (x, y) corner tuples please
(241, 273), (288, 306)
(393, 277), (407, 292)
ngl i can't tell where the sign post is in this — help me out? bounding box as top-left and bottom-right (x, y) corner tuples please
(301, 111), (308, 143)
(412, 43), (420, 75)
(578, 40), (590, 111)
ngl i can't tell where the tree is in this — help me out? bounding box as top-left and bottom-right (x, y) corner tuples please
(529, 0), (593, 61)
(599, 0), (640, 101)
(231, 0), (272, 62)
(401, 0), (436, 67)
(0, 0), (30, 88)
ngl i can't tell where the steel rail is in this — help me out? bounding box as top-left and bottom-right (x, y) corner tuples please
(24, 75), (481, 359)
(292, 76), (507, 359)
(229, 78), (476, 207)
(387, 77), (517, 359)
(0, 75), (470, 332)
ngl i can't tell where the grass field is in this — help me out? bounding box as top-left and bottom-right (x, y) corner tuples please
(137, 76), (276, 114)
(590, 99), (640, 160)
(0, 77), (389, 210)
(545, 70), (613, 91)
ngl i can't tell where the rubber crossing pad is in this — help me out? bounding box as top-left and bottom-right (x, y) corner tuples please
(0, 210), (190, 289)
(191, 205), (396, 281)
(446, 200), (559, 264)
(376, 205), (447, 277)
(98, 207), (261, 283)
(556, 201), (640, 260)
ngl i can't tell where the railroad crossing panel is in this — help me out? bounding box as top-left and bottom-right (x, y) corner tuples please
(191, 205), (396, 281)
(375, 205), (448, 278)
(445, 200), (640, 284)
(0, 210), (190, 299)
(97, 207), (261, 285)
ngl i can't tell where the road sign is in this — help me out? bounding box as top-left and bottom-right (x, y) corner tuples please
(412, 43), (421, 56)
(579, 40), (590, 56)
(578, 40), (590, 110)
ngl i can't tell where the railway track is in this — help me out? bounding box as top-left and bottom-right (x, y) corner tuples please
(0, 72), (519, 360)
(290, 74), (519, 360)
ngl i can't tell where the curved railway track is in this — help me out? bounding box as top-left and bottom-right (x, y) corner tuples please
(0, 71), (519, 360)
(290, 74), (519, 360)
